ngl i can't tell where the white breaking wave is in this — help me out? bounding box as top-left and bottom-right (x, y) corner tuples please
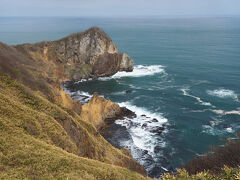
(181, 88), (214, 107)
(202, 125), (234, 136)
(75, 91), (92, 97)
(74, 78), (93, 84)
(207, 89), (239, 101)
(116, 101), (167, 156)
(65, 89), (92, 98)
(118, 101), (168, 123)
(63, 86), (93, 103)
(99, 65), (165, 80)
(113, 65), (165, 78)
(72, 65), (165, 82)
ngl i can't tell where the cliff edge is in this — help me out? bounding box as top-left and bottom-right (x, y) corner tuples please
(15, 27), (133, 81)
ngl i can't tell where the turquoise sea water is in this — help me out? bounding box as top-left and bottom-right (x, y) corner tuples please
(1, 17), (240, 177)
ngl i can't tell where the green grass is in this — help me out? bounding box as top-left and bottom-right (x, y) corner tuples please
(79, 64), (92, 76)
(12, 67), (21, 75)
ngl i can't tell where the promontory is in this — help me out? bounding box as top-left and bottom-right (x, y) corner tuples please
(0, 27), (148, 179)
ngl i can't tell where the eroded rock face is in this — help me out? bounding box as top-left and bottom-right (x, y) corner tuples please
(80, 93), (137, 132)
(55, 27), (118, 65)
(45, 27), (134, 81)
(80, 93), (122, 130)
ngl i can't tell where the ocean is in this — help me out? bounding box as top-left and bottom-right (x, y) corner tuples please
(1, 17), (240, 177)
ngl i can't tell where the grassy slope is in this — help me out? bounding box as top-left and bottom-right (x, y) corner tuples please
(0, 74), (148, 179)
(0, 40), (147, 178)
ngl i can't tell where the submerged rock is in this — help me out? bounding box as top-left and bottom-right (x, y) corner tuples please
(149, 127), (164, 135)
(119, 106), (137, 119)
(142, 123), (148, 128)
(125, 90), (133, 94)
(141, 121), (165, 135)
(147, 119), (158, 123)
(152, 118), (158, 122)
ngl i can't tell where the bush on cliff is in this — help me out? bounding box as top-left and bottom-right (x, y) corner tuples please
(163, 136), (240, 179)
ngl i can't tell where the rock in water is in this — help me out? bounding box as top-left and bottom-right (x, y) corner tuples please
(119, 53), (134, 72)
(119, 106), (137, 119)
(125, 90), (133, 94)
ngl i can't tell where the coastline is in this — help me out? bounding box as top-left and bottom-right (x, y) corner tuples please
(0, 27), (149, 178)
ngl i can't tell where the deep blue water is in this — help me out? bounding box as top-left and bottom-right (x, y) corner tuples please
(1, 17), (240, 178)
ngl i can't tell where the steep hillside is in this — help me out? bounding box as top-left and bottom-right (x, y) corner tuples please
(0, 27), (147, 179)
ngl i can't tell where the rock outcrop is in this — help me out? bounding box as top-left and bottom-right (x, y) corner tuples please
(41, 27), (133, 80)
(119, 53), (134, 72)
(80, 93), (122, 130)
(80, 93), (136, 133)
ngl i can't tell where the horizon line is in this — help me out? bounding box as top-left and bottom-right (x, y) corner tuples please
(1, 15), (240, 19)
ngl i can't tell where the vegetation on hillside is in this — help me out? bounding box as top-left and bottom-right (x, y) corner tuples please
(163, 137), (240, 179)
(0, 73), (147, 179)
(184, 136), (240, 175)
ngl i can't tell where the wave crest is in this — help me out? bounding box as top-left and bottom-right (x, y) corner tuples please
(207, 89), (238, 101)
(118, 101), (167, 123)
(99, 65), (165, 80)
(181, 88), (214, 107)
(115, 101), (167, 157)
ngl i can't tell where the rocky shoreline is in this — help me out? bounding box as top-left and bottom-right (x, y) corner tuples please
(64, 84), (167, 135)
(64, 81), (170, 177)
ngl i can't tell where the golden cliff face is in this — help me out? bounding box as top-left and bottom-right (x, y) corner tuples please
(80, 93), (121, 130)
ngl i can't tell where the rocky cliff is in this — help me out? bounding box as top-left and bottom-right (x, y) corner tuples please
(23, 27), (133, 81)
(80, 93), (136, 133)
(0, 28), (147, 179)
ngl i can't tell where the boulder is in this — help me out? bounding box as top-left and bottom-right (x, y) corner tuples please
(119, 53), (134, 72)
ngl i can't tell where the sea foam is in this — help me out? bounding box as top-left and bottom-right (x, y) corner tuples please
(116, 101), (167, 157)
(181, 88), (214, 107)
(113, 65), (165, 78)
(207, 89), (239, 101)
(211, 109), (240, 116)
(118, 101), (167, 123)
(99, 65), (165, 80)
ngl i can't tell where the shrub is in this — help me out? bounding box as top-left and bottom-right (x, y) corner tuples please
(184, 135), (240, 175)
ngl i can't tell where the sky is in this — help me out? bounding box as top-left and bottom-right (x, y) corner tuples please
(1, 0), (240, 17)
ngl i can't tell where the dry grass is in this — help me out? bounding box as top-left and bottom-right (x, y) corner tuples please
(0, 73), (148, 179)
